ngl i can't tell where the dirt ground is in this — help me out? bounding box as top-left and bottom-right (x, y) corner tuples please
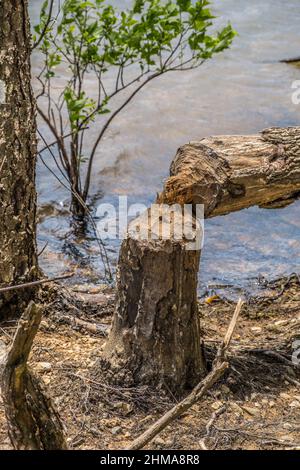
(0, 275), (299, 450)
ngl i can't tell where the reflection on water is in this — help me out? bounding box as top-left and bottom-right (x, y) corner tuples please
(30, 0), (300, 296)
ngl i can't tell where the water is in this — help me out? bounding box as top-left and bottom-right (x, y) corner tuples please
(29, 0), (300, 297)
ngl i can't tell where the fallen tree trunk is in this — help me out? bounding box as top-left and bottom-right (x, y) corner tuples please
(104, 126), (300, 394)
(158, 127), (300, 216)
(0, 302), (67, 450)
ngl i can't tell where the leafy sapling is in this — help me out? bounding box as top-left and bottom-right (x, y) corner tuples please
(35, 0), (235, 219)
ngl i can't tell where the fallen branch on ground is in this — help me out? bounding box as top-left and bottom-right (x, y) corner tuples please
(0, 273), (74, 294)
(57, 313), (109, 336)
(127, 299), (244, 450)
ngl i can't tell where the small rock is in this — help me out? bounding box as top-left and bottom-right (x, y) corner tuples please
(280, 393), (291, 400)
(36, 362), (52, 372)
(154, 437), (165, 446)
(211, 400), (223, 410)
(40, 320), (49, 329)
(269, 400), (275, 407)
(113, 402), (133, 415)
(289, 400), (300, 408)
(111, 426), (122, 435)
(250, 327), (262, 333)
(165, 439), (174, 447)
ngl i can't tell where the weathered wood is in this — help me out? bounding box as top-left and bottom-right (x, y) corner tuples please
(104, 207), (205, 394)
(158, 127), (300, 216)
(0, 302), (67, 450)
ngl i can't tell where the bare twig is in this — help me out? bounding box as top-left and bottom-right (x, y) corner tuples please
(37, 130), (113, 282)
(32, 0), (55, 50)
(283, 375), (300, 387)
(199, 405), (226, 450)
(0, 155), (7, 175)
(83, 71), (162, 200)
(0, 273), (74, 294)
(37, 241), (49, 257)
(127, 299), (244, 450)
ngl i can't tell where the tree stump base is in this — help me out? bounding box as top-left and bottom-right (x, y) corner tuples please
(103, 207), (206, 395)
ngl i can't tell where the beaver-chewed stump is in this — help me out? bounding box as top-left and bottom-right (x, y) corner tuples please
(104, 126), (300, 395)
(103, 206), (205, 395)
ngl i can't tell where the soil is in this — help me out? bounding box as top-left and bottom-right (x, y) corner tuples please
(0, 275), (299, 451)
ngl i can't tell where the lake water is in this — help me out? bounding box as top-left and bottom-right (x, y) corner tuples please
(29, 0), (300, 298)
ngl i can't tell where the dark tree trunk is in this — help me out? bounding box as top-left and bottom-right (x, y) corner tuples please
(71, 192), (87, 222)
(103, 208), (206, 395)
(0, 0), (38, 318)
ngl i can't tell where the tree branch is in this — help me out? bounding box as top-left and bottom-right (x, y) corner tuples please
(83, 70), (162, 200)
(32, 0), (55, 51)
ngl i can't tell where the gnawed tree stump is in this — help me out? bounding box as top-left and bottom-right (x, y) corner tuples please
(105, 126), (300, 394)
(104, 206), (205, 394)
(0, 302), (67, 450)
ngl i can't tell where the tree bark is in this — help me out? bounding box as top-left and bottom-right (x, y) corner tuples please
(104, 207), (205, 395)
(106, 127), (300, 394)
(0, 302), (67, 450)
(0, 0), (38, 318)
